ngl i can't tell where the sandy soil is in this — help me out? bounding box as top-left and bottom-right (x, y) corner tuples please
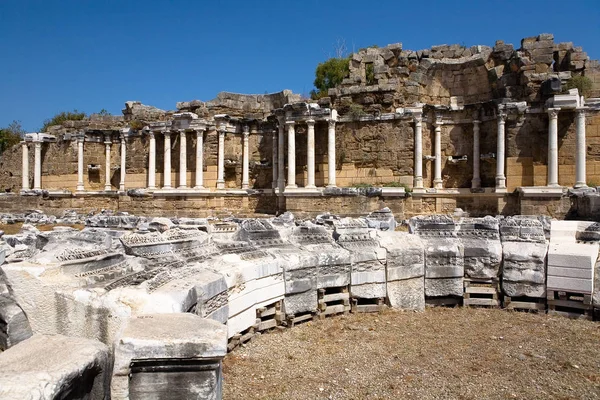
(223, 307), (600, 400)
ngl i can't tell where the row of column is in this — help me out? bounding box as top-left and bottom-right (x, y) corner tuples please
(277, 118), (337, 190)
(411, 107), (588, 190)
(21, 108), (588, 192)
(148, 129), (212, 190)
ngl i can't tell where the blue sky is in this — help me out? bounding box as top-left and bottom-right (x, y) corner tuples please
(1, 0), (599, 132)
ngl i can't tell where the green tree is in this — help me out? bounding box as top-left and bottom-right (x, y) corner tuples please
(311, 56), (350, 99)
(0, 120), (25, 154)
(40, 110), (87, 132)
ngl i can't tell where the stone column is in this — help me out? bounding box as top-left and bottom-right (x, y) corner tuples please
(33, 140), (42, 190)
(271, 129), (278, 189)
(217, 126), (225, 190)
(327, 119), (337, 187)
(76, 135), (85, 192)
(178, 130), (187, 189)
(242, 126), (250, 189)
(194, 129), (205, 189)
(163, 131), (172, 189)
(471, 117), (481, 189)
(574, 107), (587, 188)
(286, 121), (297, 189)
(413, 111), (423, 189)
(547, 108), (560, 187)
(21, 142), (29, 190)
(306, 119), (316, 188)
(104, 135), (112, 191)
(148, 132), (156, 190)
(277, 118), (285, 191)
(119, 134), (126, 191)
(496, 112), (507, 190)
(433, 115), (443, 189)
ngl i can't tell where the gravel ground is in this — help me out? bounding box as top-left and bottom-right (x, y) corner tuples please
(223, 308), (600, 400)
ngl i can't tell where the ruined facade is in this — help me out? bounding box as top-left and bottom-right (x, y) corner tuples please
(2, 34), (600, 219)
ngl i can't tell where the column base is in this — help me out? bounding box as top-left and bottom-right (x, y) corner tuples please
(286, 184), (298, 189)
(326, 184), (337, 188)
(471, 178), (481, 189)
(305, 184), (317, 189)
(574, 182), (589, 189)
(119, 185), (125, 191)
(216, 181), (225, 190)
(433, 180), (443, 189)
(178, 185), (188, 190)
(162, 186), (172, 190)
(494, 187), (508, 193)
(242, 184), (249, 189)
(104, 186), (111, 191)
(76, 186), (85, 192)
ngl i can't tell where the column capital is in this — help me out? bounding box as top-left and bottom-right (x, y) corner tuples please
(414, 113), (423, 124)
(285, 120), (296, 126)
(473, 119), (481, 125)
(575, 107), (588, 115)
(497, 112), (507, 123)
(306, 119), (316, 126)
(327, 119), (336, 128)
(547, 107), (560, 118)
(243, 125), (250, 135)
(162, 130), (171, 137)
(433, 113), (443, 127)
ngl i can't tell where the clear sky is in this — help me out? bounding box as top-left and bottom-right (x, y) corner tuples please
(1, 0), (599, 132)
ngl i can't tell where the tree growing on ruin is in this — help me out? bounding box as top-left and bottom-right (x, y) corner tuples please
(311, 57), (350, 99)
(310, 39), (351, 99)
(40, 110), (87, 132)
(0, 120), (25, 154)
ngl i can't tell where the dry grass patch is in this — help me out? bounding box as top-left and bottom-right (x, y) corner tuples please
(0, 222), (84, 235)
(223, 307), (600, 400)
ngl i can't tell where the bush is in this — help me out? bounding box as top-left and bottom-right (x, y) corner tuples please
(563, 75), (593, 97)
(41, 110), (86, 132)
(129, 120), (145, 130)
(348, 103), (367, 120)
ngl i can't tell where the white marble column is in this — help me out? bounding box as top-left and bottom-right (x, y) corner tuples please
(76, 135), (85, 192)
(104, 135), (112, 191)
(433, 115), (443, 189)
(286, 121), (297, 189)
(163, 131), (172, 189)
(21, 142), (29, 190)
(178, 130), (187, 189)
(306, 119), (316, 188)
(413, 111), (423, 189)
(496, 112), (507, 190)
(547, 108), (560, 187)
(217, 126), (225, 190)
(471, 117), (481, 189)
(119, 134), (126, 191)
(574, 107), (587, 188)
(327, 119), (337, 187)
(194, 129), (205, 189)
(242, 126), (250, 189)
(277, 118), (285, 191)
(33, 141), (42, 190)
(148, 132), (156, 190)
(271, 129), (278, 189)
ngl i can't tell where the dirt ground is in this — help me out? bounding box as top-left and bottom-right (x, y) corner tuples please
(223, 307), (600, 400)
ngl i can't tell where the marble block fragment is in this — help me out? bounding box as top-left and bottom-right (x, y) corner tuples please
(387, 277), (425, 311)
(112, 314), (227, 400)
(0, 334), (110, 400)
(0, 295), (32, 350)
(425, 277), (463, 297)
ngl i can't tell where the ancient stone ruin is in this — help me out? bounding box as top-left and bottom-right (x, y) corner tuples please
(0, 34), (600, 399)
